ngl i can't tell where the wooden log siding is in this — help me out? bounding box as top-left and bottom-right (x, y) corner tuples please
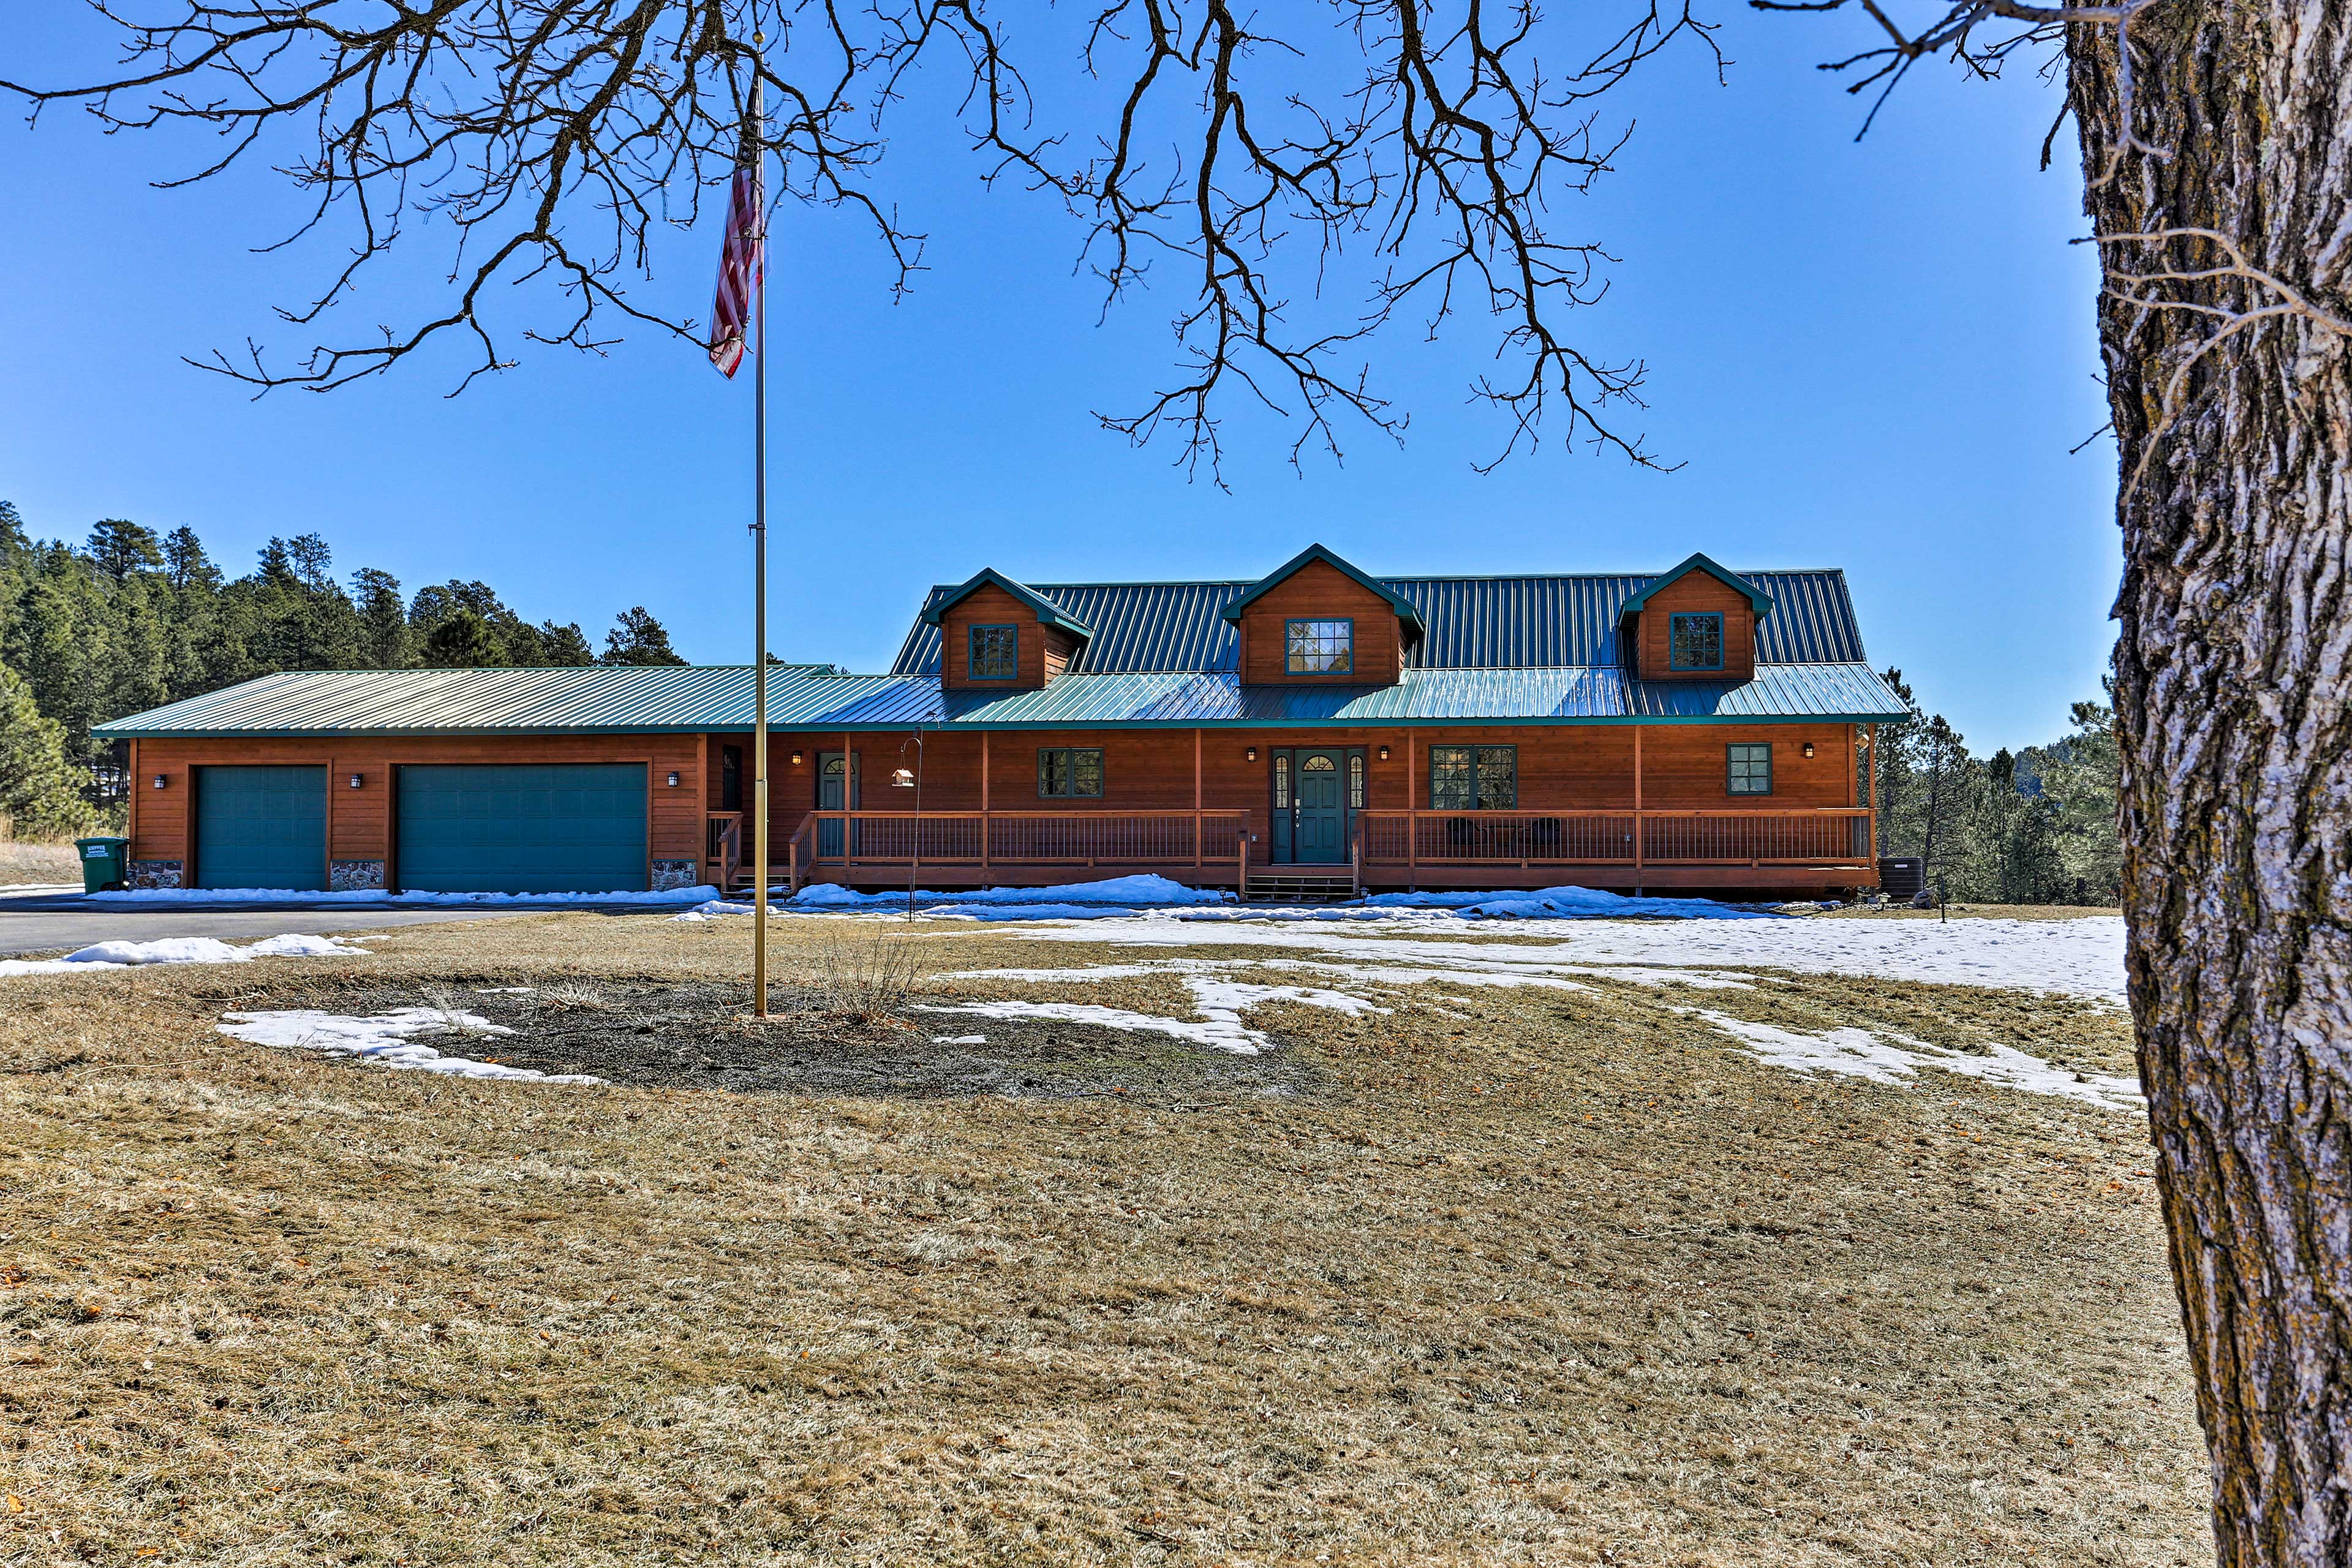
(128, 734), (707, 876)
(1633, 572), (1757, 684)
(938, 582), (1055, 690)
(764, 722), (1853, 822)
(1234, 558), (1406, 685)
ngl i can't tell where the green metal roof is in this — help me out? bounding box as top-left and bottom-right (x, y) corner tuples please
(918, 568), (1095, 637)
(895, 568), (1864, 673)
(96, 662), (1908, 738)
(1619, 552), (1776, 616)
(1218, 543), (1427, 636)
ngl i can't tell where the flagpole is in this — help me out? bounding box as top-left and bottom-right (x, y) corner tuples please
(750, 43), (771, 1018)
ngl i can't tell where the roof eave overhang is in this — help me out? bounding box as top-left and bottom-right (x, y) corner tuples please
(1217, 543), (1427, 641)
(1619, 552), (1777, 617)
(918, 568), (1095, 638)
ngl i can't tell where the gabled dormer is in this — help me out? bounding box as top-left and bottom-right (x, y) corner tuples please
(924, 568), (1092, 691)
(1222, 544), (1423, 685)
(1619, 553), (1773, 683)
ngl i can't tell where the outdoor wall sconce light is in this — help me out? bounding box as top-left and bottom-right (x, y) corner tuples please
(790, 751), (804, 766)
(665, 771), (681, 787)
(151, 774), (167, 790)
(1245, 746), (1258, 763)
(348, 773), (364, 790)
(1378, 745), (1391, 761)
(1801, 743), (1815, 759)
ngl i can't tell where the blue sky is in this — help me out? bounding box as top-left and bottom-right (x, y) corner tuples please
(0, 9), (2114, 752)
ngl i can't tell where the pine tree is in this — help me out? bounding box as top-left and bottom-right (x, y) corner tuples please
(86, 519), (164, 580)
(419, 608), (501, 668)
(0, 660), (97, 841)
(350, 568), (410, 668)
(161, 526), (219, 593)
(601, 606), (686, 665)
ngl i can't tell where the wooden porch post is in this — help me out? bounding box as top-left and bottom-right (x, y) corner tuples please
(1406, 729), (1417, 891)
(1193, 728), (1204, 875)
(1633, 726), (1645, 897)
(980, 731), (991, 878)
(1866, 722), (1879, 867)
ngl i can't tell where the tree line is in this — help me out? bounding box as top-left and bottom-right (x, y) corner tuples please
(1872, 669), (2122, 908)
(0, 500), (688, 840)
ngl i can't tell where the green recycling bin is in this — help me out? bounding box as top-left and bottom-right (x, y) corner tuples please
(75, 835), (130, 894)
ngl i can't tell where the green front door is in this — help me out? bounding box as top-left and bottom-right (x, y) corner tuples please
(395, 764), (647, 894)
(193, 766), (328, 891)
(1292, 749), (1347, 863)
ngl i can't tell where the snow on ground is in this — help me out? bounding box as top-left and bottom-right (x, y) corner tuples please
(88, 886), (720, 907)
(793, 875), (1228, 913)
(216, 1008), (602, 1084)
(921, 971), (1383, 1054)
(0, 933), (367, 979)
(1005, 912), (2129, 1004)
(1686, 1009), (2141, 1110)
(917, 908), (2133, 1106)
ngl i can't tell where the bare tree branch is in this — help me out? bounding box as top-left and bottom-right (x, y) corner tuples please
(5, 0), (1719, 477)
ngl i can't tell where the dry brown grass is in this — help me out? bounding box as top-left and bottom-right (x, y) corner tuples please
(0, 911), (2206, 1566)
(0, 837), (80, 886)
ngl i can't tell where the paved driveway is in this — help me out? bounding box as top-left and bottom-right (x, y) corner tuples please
(0, 889), (651, 957)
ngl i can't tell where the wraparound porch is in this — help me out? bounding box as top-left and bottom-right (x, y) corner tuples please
(703, 805), (1879, 897)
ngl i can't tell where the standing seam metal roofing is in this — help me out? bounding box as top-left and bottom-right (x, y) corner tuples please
(94, 663), (1910, 737)
(890, 570), (1867, 674)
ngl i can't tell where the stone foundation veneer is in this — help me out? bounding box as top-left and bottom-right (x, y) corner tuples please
(650, 859), (699, 892)
(127, 860), (183, 891)
(330, 860), (387, 892)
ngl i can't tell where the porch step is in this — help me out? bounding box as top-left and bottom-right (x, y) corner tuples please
(1245, 872), (1360, 905)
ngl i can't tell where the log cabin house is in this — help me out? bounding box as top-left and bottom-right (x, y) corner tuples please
(92, 545), (1909, 900)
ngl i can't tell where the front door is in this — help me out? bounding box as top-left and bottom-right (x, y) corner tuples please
(816, 751), (858, 857)
(1292, 749), (1347, 863)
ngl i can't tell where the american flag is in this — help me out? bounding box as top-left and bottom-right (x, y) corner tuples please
(708, 155), (764, 378)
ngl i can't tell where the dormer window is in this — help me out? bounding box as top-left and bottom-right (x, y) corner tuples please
(968, 624), (1019, 680)
(1669, 612), (1724, 672)
(1286, 618), (1354, 675)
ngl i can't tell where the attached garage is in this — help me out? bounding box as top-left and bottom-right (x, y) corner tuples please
(192, 765), (328, 891)
(394, 763), (649, 894)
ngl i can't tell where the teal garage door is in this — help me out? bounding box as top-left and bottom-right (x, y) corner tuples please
(395, 764), (647, 894)
(193, 766), (328, 891)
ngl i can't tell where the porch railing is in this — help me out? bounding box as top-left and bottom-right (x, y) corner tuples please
(1357, 808), (1872, 867)
(704, 811), (742, 890)
(802, 810), (1252, 869)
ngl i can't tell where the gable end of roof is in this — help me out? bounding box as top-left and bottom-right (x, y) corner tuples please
(918, 568), (1095, 637)
(1216, 543), (1427, 637)
(1619, 552), (1776, 616)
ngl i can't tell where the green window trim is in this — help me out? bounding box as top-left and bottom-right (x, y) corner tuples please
(968, 624), (1019, 681)
(1428, 744), (1518, 810)
(1037, 747), (1105, 798)
(1670, 612), (1725, 672)
(1285, 617), (1355, 676)
(1727, 742), (1773, 796)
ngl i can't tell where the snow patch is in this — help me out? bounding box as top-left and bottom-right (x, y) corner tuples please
(921, 971), (1383, 1055)
(1006, 912), (2128, 1003)
(0, 933), (368, 978)
(1686, 1009), (2141, 1110)
(791, 874), (1229, 912)
(217, 1008), (602, 1084)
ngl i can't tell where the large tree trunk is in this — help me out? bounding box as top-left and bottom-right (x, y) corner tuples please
(2069, 4), (2352, 1562)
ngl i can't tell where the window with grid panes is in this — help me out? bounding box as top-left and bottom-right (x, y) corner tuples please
(968, 624), (1019, 680)
(1669, 612), (1724, 671)
(1036, 747), (1104, 797)
(1284, 618), (1354, 674)
(1428, 745), (1517, 809)
(1727, 742), (1773, 795)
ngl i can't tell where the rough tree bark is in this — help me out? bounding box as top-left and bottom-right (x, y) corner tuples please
(2070, 2), (2352, 1561)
